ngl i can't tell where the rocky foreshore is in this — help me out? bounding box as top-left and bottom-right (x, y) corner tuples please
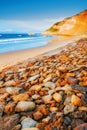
(0, 39), (87, 130)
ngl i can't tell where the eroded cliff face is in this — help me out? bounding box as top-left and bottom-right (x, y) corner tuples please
(43, 10), (87, 36)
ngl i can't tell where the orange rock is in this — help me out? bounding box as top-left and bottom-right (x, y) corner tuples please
(56, 79), (61, 87)
(33, 111), (43, 120)
(27, 62), (34, 67)
(78, 106), (87, 111)
(71, 95), (81, 106)
(79, 81), (87, 87)
(61, 55), (69, 62)
(43, 73), (47, 78)
(37, 105), (48, 116)
(66, 73), (75, 78)
(4, 102), (16, 115)
(56, 82), (61, 87)
(31, 80), (38, 85)
(39, 91), (46, 96)
(12, 81), (19, 87)
(82, 76), (87, 81)
(13, 93), (29, 101)
(30, 85), (42, 91)
(50, 101), (56, 107)
(58, 66), (67, 73)
(22, 75), (27, 80)
(50, 107), (58, 112)
(39, 77), (44, 83)
(55, 70), (60, 77)
(60, 80), (67, 86)
(82, 71), (87, 76)
(0, 93), (9, 101)
(36, 122), (45, 130)
(41, 107), (48, 116)
(24, 82), (31, 89)
(53, 93), (62, 103)
(38, 67), (43, 72)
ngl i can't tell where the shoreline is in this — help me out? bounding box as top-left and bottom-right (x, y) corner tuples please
(0, 36), (79, 71)
(0, 38), (87, 130)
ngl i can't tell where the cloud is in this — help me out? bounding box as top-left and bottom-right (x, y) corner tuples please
(44, 17), (64, 23)
(0, 17), (64, 33)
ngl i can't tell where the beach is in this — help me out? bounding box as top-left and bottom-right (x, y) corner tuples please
(0, 36), (78, 71)
(0, 38), (87, 130)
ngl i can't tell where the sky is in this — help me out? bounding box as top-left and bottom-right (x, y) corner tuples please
(0, 0), (87, 33)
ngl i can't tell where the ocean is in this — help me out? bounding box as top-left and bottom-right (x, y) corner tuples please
(0, 33), (53, 54)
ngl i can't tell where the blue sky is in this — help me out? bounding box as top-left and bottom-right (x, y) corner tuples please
(0, 0), (87, 33)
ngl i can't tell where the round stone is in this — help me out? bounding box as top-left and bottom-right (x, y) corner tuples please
(15, 101), (35, 112)
(21, 118), (37, 129)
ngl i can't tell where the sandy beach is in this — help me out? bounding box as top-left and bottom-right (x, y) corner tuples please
(0, 37), (78, 71)
(0, 38), (87, 130)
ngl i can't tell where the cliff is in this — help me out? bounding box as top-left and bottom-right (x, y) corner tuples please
(43, 10), (87, 36)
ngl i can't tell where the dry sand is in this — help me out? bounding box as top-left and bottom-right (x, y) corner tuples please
(0, 36), (78, 71)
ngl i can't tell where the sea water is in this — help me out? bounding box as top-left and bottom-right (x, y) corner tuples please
(0, 33), (53, 54)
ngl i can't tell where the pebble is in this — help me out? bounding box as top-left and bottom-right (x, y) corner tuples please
(6, 87), (22, 95)
(37, 105), (48, 116)
(43, 82), (56, 89)
(4, 80), (15, 87)
(18, 68), (26, 72)
(56, 84), (73, 93)
(32, 94), (40, 100)
(28, 74), (40, 82)
(15, 101), (35, 112)
(50, 107), (58, 112)
(33, 111), (43, 120)
(48, 89), (55, 95)
(67, 76), (78, 84)
(79, 81), (87, 87)
(42, 116), (51, 123)
(21, 118), (37, 129)
(42, 95), (52, 104)
(64, 95), (72, 105)
(13, 93), (29, 101)
(58, 66), (67, 72)
(78, 106), (87, 112)
(30, 85), (42, 91)
(71, 95), (81, 106)
(64, 104), (76, 115)
(4, 102), (16, 115)
(53, 92), (62, 103)
(0, 93), (9, 101)
(56, 112), (63, 117)
(43, 75), (52, 83)
(63, 116), (71, 126)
